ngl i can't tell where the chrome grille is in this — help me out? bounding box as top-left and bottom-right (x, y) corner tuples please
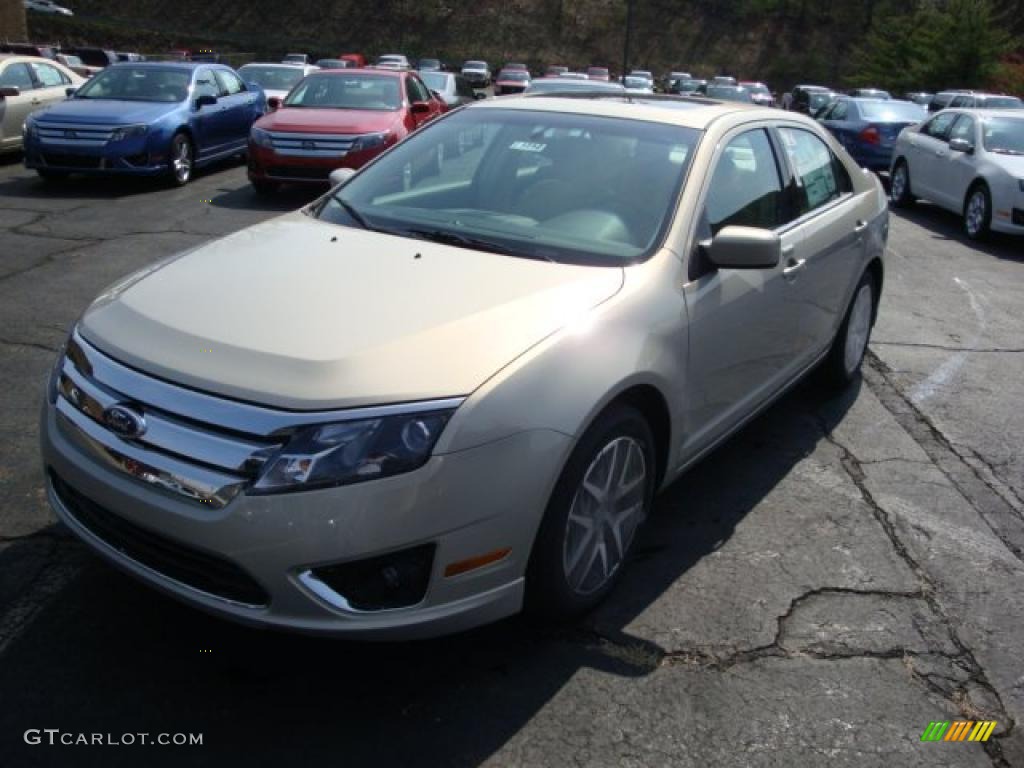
(267, 131), (358, 157)
(36, 122), (117, 146)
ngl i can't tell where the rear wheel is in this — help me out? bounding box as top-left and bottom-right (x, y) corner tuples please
(168, 133), (193, 186)
(527, 404), (655, 619)
(889, 160), (914, 207)
(963, 183), (991, 241)
(821, 270), (876, 389)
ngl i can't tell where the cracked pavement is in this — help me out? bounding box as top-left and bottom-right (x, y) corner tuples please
(0, 156), (1022, 767)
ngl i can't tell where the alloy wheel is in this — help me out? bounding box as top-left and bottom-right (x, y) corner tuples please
(844, 284), (873, 375)
(562, 436), (647, 595)
(965, 189), (987, 238)
(172, 137), (193, 185)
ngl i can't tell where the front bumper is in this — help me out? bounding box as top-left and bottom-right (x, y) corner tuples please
(247, 141), (387, 184)
(41, 395), (570, 639)
(462, 73), (490, 87)
(24, 134), (168, 176)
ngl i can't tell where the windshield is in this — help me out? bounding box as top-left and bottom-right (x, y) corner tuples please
(980, 96), (1023, 109)
(707, 86), (750, 101)
(498, 71), (529, 81)
(623, 77), (650, 89)
(859, 100), (926, 121)
(588, 68), (609, 76)
(420, 72), (449, 91)
(464, 61), (486, 70)
(982, 117), (1024, 154)
(238, 65), (305, 92)
(284, 74), (401, 110)
(809, 92), (833, 109)
(746, 84), (770, 95)
(313, 109), (700, 265)
(74, 66), (190, 102)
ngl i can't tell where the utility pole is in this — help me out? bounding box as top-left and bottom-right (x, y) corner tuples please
(622, 0), (634, 78)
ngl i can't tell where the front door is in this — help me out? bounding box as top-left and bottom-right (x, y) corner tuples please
(681, 126), (804, 460)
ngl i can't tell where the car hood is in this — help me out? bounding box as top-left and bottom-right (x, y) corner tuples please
(255, 107), (400, 134)
(32, 98), (179, 124)
(79, 213), (624, 410)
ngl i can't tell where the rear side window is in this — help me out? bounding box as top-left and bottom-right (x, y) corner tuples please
(704, 129), (786, 234)
(777, 127), (851, 214)
(0, 62), (36, 91)
(31, 62), (70, 87)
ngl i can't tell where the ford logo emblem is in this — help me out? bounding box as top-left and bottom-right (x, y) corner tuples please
(302, 140), (316, 150)
(64, 129), (77, 139)
(102, 405), (147, 439)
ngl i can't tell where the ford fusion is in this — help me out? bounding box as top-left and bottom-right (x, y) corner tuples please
(23, 62), (264, 185)
(42, 95), (888, 638)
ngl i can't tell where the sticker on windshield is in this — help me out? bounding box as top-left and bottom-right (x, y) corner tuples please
(509, 141), (547, 152)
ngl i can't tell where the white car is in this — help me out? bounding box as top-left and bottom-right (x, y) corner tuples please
(237, 62), (319, 106)
(622, 76), (654, 95)
(0, 54), (84, 154)
(24, 0), (73, 14)
(890, 109), (1024, 239)
(375, 54), (411, 71)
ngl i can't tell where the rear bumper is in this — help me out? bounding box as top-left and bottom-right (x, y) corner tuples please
(848, 143), (895, 171)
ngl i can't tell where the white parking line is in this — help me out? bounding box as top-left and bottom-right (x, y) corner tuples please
(910, 277), (987, 404)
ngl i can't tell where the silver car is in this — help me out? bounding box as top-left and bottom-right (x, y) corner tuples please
(41, 96), (888, 638)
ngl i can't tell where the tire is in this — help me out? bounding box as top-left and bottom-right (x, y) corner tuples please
(889, 160), (914, 208)
(821, 270), (876, 390)
(963, 183), (991, 241)
(36, 169), (68, 181)
(526, 404), (656, 619)
(250, 179), (279, 196)
(167, 132), (194, 186)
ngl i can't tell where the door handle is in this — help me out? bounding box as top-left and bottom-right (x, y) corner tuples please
(854, 219), (868, 234)
(935, 150), (946, 157)
(783, 257), (807, 278)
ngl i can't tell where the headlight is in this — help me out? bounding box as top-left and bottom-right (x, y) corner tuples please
(350, 132), (390, 153)
(251, 408), (455, 494)
(108, 124), (148, 142)
(250, 126), (273, 148)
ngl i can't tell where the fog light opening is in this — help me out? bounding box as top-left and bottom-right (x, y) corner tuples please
(309, 543), (436, 611)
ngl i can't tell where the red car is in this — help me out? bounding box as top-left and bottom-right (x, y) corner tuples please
(247, 69), (445, 192)
(339, 53), (367, 68)
(586, 66), (610, 82)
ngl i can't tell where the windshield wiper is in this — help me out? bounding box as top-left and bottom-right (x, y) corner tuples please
(396, 227), (557, 262)
(329, 194), (370, 229)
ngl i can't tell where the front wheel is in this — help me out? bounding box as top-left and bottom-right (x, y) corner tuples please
(526, 404), (655, 619)
(963, 184), (991, 241)
(168, 133), (194, 186)
(821, 271), (875, 389)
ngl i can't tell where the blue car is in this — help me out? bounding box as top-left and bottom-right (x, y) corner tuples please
(817, 97), (927, 171)
(23, 62), (265, 185)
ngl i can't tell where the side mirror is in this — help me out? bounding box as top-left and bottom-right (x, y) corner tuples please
(948, 137), (974, 154)
(329, 167), (356, 187)
(65, 87), (77, 97)
(473, 91), (487, 100)
(0, 86), (20, 98)
(430, 89), (442, 100)
(410, 101), (431, 115)
(703, 226), (781, 269)
(195, 93), (217, 108)
(266, 96), (281, 111)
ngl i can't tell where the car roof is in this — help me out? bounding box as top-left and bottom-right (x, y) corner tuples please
(472, 92), (772, 129)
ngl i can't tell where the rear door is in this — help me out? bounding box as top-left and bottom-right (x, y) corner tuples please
(774, 125), (865, 366)
(682, 126), (805, 458)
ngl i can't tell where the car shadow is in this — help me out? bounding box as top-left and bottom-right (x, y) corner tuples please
(0, 375), (858, 767)
(891, 202), (1024, 263)
(209, 183), (323, 213)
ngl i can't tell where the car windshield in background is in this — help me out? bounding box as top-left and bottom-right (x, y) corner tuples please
(981, 96), (1023, 109)
(623, 77), (650, 89)
(420, 72), (449, 91)
(238, 65), (305, 92)
(527, 79), (624, 93)
(809, 92), (834, 109)
(859, 101), (926, 121)
(499, 71), (530, 81)
(284, 74), (401, 110)
(747, 84), (770, 96)
(74, 66), (190, 102)
(982, 117), (1024, 154)
(464, 61), (487, 70)
(313, 109), (700, 265)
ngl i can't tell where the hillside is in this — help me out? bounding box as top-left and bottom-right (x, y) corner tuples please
(26, 0), (1024, 92)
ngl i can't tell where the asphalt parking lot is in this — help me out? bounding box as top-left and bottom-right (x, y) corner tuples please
(0, 154), (1022, 767)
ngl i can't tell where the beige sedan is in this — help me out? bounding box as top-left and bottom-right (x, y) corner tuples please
(41, 95), (888, 638)
(0, 54), (84, 153)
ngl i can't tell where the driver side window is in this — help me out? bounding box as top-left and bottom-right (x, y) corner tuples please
(194, 70), (219, 101)
(704, 129), (787, 236)
(405, 75), (430, 104)
(923, 112), (956, 141)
